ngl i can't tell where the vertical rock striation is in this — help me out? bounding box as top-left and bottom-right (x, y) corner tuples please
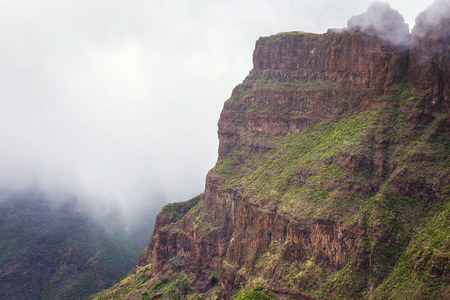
(409, 0), (450, 109)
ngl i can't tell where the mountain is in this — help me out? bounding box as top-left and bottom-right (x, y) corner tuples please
(92, 2), (449, 299)
(0, 191), (159, 299)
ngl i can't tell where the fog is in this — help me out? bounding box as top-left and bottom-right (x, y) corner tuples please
(0, 0), (435, 222)
(413, 0), (450, 39)
(347, 1), (410, 45)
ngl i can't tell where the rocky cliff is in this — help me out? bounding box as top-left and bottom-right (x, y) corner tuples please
(219, 27), (410, 160)
(409, 0), (450, 110)
(93, 2), (449, 299)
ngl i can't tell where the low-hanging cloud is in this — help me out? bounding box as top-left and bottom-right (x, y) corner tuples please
(347, 1), (410, 45)
(412, 0), (450, 40)
(0, 0), (436, 222)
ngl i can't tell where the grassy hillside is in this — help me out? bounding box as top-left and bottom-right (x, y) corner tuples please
(0, 192), (158, 299)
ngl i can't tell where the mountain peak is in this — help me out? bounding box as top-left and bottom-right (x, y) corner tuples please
(347, 1), (410, 45)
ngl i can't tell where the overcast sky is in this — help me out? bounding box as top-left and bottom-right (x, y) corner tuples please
(0, 0), (436, 213)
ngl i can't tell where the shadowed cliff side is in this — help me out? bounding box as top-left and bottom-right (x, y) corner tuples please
(93, 2), (449, 299)
(409, 0), (450, 111)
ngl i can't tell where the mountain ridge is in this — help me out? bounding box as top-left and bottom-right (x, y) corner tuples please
(93, 2), (449, 299)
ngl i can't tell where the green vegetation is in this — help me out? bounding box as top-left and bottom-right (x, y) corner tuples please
(371, 204), (450, 299)
(141, 275), (188, 300)
(160, 193), (202, 225)
(0, 193), (150, 299)
(93, 270), (192, 300)
(231, 285), (277, 300)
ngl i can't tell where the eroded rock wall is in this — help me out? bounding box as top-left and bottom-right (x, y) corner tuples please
(409, 0), (450, 109)
(218, 28), (410, 160)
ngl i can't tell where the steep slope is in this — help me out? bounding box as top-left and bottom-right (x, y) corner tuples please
(0, 191), (157, 299)
(93, 2), (449, 299)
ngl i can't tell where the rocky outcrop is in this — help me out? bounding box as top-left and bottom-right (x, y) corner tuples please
(136, 195), (202, 271)
(252, 29), (409, 88)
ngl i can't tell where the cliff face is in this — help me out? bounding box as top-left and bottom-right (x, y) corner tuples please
(94, 2), (449, 300)
(409, 0), (450, 110)
(218, 28), (410, 160)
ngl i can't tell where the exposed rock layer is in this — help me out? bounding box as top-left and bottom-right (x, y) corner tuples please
(218, 28), (410, 159)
